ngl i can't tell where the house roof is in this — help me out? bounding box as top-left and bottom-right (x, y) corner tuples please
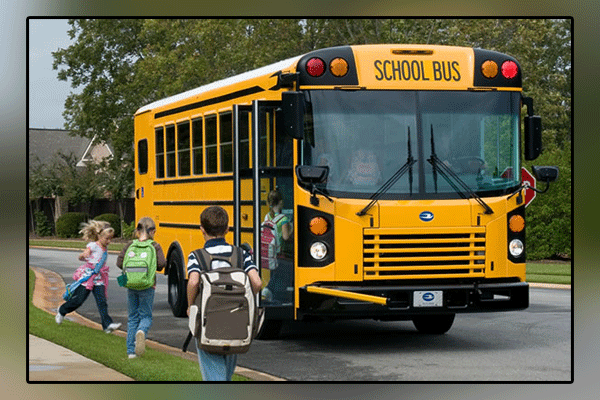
(28, 128), (113, 171)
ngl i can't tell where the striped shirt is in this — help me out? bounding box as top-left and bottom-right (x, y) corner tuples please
(187, 238), (257, 275)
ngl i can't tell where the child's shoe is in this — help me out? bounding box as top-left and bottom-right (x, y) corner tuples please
(135, 330), (146, 356)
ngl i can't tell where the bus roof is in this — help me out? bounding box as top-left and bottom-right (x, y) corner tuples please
(135, 55), (302, 115)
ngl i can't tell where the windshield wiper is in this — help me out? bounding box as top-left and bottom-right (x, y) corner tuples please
(427, 125), (494, 215)
(357, 127), (416, 216)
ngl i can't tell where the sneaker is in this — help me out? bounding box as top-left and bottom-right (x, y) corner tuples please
(104, 322), (121, 334)
(135, 330), (146, 356)
(128, 354), (137, 359)
(55, 313), (64, 324)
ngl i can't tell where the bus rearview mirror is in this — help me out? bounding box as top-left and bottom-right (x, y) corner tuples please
(282, 91), (304, 139)
(524, 115), (542, 161)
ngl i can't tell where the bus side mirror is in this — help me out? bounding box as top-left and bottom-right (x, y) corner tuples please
(296, 165), (329, 184)
(532, 166), (559, 183)
(524, 115), (542, 161)
(282, 91), (304, 139)
(530, 165), (559, 194)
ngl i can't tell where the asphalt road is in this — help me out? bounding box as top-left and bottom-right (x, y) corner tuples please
(29, 248), (572, 381)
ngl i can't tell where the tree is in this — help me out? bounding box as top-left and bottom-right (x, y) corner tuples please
(55, 152), (101, 216)
(96, 154), (134, 237)
(29, 155), (62, 232)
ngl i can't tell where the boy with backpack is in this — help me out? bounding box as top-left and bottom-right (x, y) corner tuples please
(186, 206), (262, 381)
(116, 217), (166, 359)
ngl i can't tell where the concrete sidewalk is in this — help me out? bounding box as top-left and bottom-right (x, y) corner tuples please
(28, 266), (284, 382)
(28, 334), (134, 381)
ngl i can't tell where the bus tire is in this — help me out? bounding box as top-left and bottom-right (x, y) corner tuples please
(412, 314), (455, 334)
(167, 245), (188, 317)
(255, 319), (282, 340)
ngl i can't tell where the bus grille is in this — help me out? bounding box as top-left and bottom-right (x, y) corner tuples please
(363, 227), (486, 279)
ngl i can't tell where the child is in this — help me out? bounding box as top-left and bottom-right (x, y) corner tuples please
(186, 206), (262, 381)
(116, 217), (166, 359)
(261, 189), (293, 304)
(55, 220), (121, 334)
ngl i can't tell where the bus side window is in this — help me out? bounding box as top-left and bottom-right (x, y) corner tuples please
(166, 124), (176, 177)
(137, 139), (148, 175)
(155, 126), (165, 179)
(220, 112), (233, 173)
(177, 120), (191, 177)
(205, 115), (218, 174)
(192, 117), (203, 175)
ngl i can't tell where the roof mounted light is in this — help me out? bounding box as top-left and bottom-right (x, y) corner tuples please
(501, 60), (519, 79)
(481, 60), (499, 79)
(329, 58), (349, 77)
(306, 57), (326, 77)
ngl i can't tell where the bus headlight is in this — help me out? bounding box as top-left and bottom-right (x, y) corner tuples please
(310, 242), (328, 260)
(509, 239), (524, 257)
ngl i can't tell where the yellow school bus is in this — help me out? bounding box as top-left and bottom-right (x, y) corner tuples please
(134, 44), (558, 338)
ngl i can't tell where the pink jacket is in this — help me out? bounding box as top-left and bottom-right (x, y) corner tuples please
(73, 242), (109, 294)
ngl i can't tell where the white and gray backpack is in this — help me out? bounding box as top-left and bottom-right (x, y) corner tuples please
(188, 247), (256, 355)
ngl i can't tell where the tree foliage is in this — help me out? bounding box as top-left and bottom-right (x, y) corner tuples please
(52, 18), (571, 258)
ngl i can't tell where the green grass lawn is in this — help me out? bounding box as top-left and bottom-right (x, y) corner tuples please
(526, 262), (571, 285)
(29, 238), (126, 252)
(28, 269), (251, 381)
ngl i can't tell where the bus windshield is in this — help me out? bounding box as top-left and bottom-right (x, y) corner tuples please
(302, 90), (522, 199)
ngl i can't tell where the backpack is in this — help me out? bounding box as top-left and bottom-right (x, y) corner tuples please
(260, 213), (286, 271)
(188, 247), (256, 355)
(122, 240), (157, 290)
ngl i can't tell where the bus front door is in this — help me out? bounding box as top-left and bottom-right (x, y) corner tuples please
(234, 100), (294, 336)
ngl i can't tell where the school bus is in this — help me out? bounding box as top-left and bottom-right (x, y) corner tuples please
(134, 44), (558, 338)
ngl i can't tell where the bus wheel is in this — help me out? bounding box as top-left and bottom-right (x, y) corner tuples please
(255, 319), (282, 340)
(167, 247), (188, 317)
(412, 314), (455, 334)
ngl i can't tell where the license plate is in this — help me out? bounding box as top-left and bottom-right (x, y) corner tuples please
(413, 291), (443, 307)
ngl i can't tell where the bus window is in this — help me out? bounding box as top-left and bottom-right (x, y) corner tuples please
(205, 115), (217, 174)
(239, 110), (250, 169)
(192, 117), (203, 175)
(220, 112), (233, 173)
(137, 139), (148, 175)
(165, 124), (176, 177)
(177, 120), (191, 177)
(155, 126), (165, 179)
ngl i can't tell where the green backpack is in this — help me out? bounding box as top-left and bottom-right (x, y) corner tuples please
(122, 240), (157, 290)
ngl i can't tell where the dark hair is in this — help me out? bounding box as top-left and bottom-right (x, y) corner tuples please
(267, 190), (283, 208)
(200, 206), (229, 237)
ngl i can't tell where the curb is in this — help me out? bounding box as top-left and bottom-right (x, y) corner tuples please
(29, 265), (285, 381)
(529, 282), (571, 290)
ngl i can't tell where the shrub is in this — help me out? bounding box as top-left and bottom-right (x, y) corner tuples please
(55, 212), (87, 238)
(34, 210), (53, 237)
(94, 213), (121, 237)
(121, 221), (136, 240)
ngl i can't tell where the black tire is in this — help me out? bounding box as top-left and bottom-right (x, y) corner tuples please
(412, 314), (455, 334)
(167, 245), (188, 317)
(255, 318), (282, 340)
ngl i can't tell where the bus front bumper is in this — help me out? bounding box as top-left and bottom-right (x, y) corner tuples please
(297, 281), (528, 320)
